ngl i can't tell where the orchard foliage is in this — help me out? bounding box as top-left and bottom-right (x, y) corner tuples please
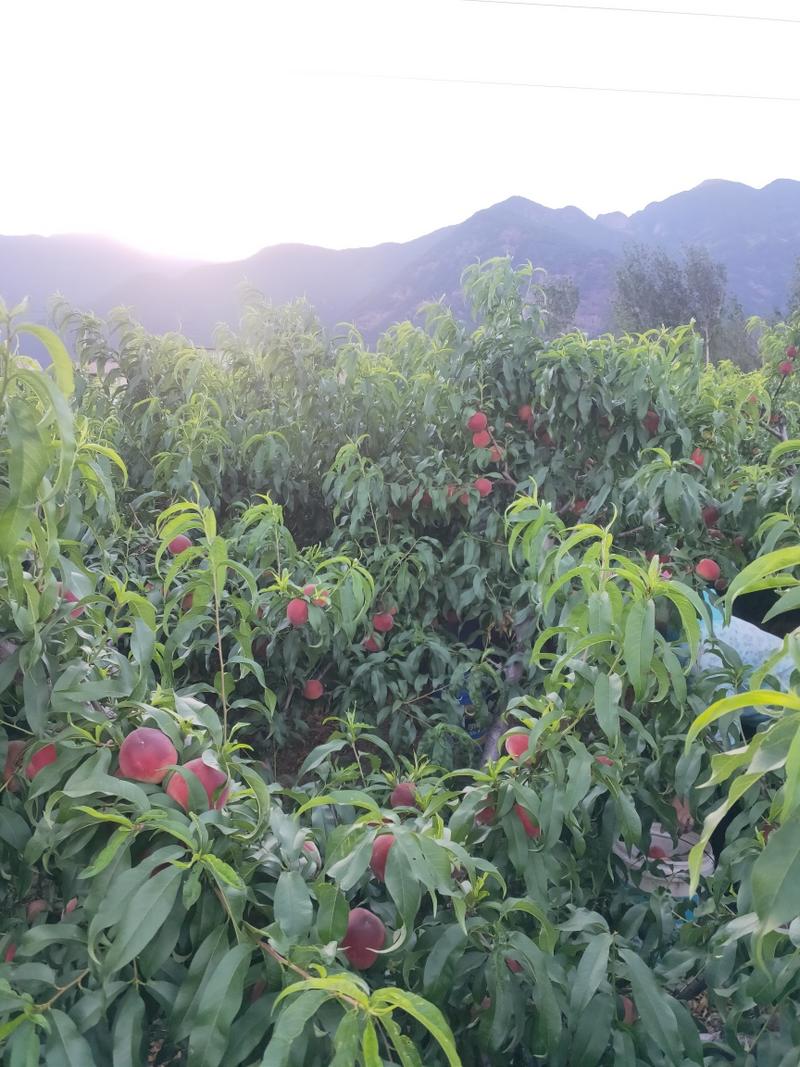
(2, 270), (800, 1064)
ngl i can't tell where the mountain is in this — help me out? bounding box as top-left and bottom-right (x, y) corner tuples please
(0, 235), (196, 323)
(2, 179), (798, 344)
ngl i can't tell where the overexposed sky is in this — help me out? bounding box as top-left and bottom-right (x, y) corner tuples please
(2, 0), (798, 261)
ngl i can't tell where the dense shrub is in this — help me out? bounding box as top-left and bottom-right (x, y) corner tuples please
(2, 268), (800, 1064)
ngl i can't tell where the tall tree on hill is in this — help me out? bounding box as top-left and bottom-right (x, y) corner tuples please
(614, 244), (729, 363)
(787, 256), (800, 319)
(541, 275), (579, 339)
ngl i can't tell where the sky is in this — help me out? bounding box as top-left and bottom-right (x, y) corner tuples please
(2, 0), (799, 261)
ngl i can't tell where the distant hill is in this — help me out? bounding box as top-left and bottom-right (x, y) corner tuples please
(2, 179), (798, 344)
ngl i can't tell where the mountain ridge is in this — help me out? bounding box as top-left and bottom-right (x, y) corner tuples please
(1, 178), (798, 342)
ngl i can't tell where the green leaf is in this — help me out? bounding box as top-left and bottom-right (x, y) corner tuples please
(172, 925), (231, 1040)
(752, 813), (800, 935)
(361, 1018), (381, 1066)
(724, 546), (800, 618)
(273, 871), (313, 939)
(81, 826), (132, 879)
(0, 397), (51, 555)
(315, 881), (349, 943)
(782, 725), (800, 822)
(330, 1012), (362, 1067)
(422, 924), (468, 997)
(102, 864), (183, 976)
(385, 838), (422, 935)
(382, 1015), (424, 1067)
(112, 987), (145, 1067)
(593, 673), (620, 743)
(686, 689), (800, 748)
(188, 942), (253, 1067)
(570, 933), (612, 1016)
(259, 989), (332, 1066)
(623, 599), (655, 700)
(617, 950), (682, 1065)
(45, 1009), (98, 1067)
(7, 1020), (40, 1067)
(370, 988), (461, 1067)
(18, 323), (75, 397)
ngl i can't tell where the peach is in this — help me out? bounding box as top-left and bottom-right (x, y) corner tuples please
(63, 589), (84, 619)
(390, 782), (417, 809)
(302, 679), (324, 700)
(167, 534), (192, 555)
(119, 727), (178, 784)
(370, 834), (395, 882)
(286, 599), (309, 627)
(372, 612), (394, 633)
(166, 757), (229, 811)
(695, 558), (721, 582)
(642, 409), (660, 435)
(25, 744), (57, 780)
(342, 907), (385, 970)
(467, 411), (488, 432)
(504, 734), (530, 760)
(513, 804), (541, 839)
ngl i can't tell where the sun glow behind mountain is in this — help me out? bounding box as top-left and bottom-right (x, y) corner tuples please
(1, 0), (798, 261)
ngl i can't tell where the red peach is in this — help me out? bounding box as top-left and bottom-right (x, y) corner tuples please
(467, 411), (488, 432)
(622, 996), (637, 1024)
(25, 744), (57, 780)
(119, 727), (178, 784)
(370, 834), (395, 882)
(648, 845), (669, 860)
(702, 505), (720, 527)
(167, 534), (192, 555)
(342, 907), (385, 970)
(390, 782), (417, 809)
(286, 599), (309, 627)
(472, 430), (491, 449)
(642, 409), (660, 435)
(166, 757), (229, 811)
(695, 558), (721, 582)
(303, 679), (324, 700)
(373, 612), (394, 633)
(474, 478), (492, 498)
(513, 804), (541, 839)
(504, 734), (530, 760)
(63, 589), (84, 619)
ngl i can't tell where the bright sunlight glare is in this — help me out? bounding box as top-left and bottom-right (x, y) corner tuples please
(1, 0), (798, 260)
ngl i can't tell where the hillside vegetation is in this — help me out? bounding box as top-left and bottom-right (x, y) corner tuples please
(3, 260), (800, 1065)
